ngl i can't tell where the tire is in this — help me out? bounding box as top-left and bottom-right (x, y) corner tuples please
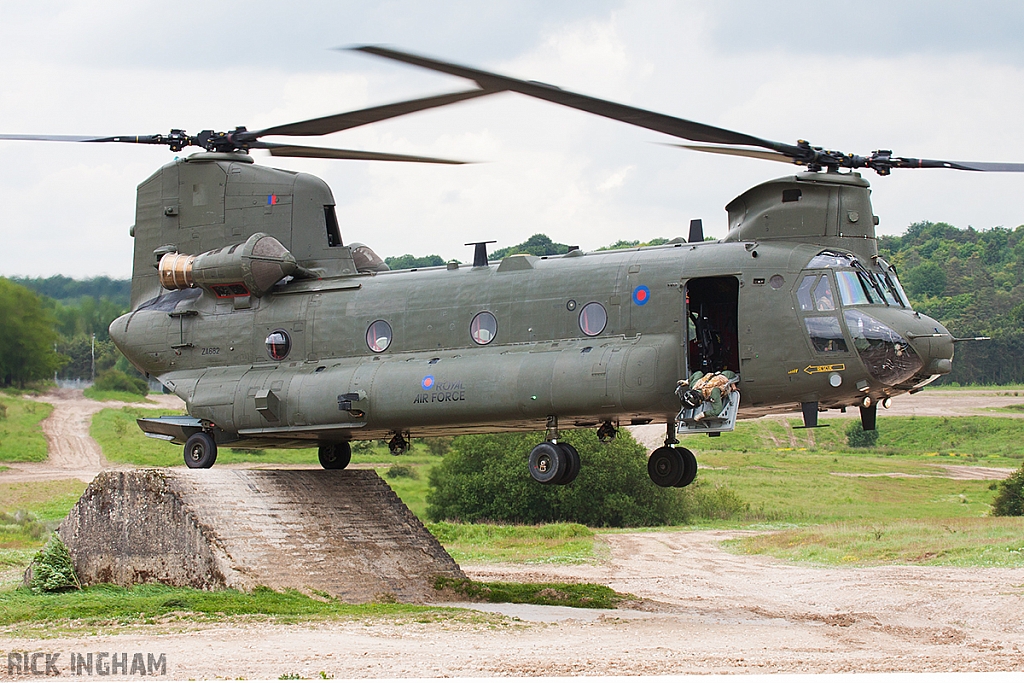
(675, 447), (698, 488)
(647, 446), (683, 487)
(528, 442), (565, 484)
(184, 432), (217, 469)
(318, 442), (352, 470)
(556, 442), (581, 485)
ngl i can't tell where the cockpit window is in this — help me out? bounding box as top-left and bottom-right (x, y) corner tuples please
(813, 277), (835, 311)
(835, 271), (871, 306)
(870, 272), (899, 306)
(889, 273), (911, 308)
(805, 316), (848, 353)
(806, 250), (854, 269)
(797, 275), (816, 312)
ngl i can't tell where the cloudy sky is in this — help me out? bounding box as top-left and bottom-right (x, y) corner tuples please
(2, 1), (1024, 278)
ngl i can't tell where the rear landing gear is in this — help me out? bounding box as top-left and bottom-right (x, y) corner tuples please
(318, 441), (352, 470)
(184, 432), (217, 469)
(647, 446), (697, 488)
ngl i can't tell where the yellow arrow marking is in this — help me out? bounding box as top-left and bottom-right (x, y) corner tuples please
(804, 364), (846, 375)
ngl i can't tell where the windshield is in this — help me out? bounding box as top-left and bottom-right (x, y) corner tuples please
(807, 250), (911, 310)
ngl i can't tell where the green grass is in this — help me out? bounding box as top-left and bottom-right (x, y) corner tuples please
(0, 480), (88, 552)
(0, 583), (445, 630)
(427, 522), (598, 564)
(990, 404), (1024, 414)
(726, 517), (1024, 567)
(682, 415), (1024, 459)
(82, 387), (152, 403)
(435, 577), (630, 609)
(0, 394), (52, 462)
(693, 449), (1001, 523)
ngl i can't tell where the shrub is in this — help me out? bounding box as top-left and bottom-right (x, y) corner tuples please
(427, 429), (690, 527)
(27, 533), (80, 593)
(846, 420), (878, 448)
(385, 464), (417, 480)
(93, 369), (148, 396)
(991, 462), (1024, 516)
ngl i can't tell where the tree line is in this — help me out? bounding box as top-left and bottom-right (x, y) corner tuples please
(3, 222), (1022, 387)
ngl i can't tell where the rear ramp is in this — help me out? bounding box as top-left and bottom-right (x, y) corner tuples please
(58, 469), (464, 603)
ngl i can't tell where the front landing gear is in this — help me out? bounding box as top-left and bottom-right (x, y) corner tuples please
(184, 432), (217, 469)
(647, 446), (697, 488)
(318, 442), (352, 470)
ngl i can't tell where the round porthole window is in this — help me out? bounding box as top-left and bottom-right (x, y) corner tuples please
(366, 320), (392, 353)
(470, 311), (497, 345)
(578, 302), (607, 337)
(265, 329), (290, 361)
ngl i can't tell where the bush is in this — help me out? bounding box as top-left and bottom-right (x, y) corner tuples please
(846, 420), (878, 448)
(27, 533), (80, 593)
(93, 369), (148, 396)
(427, 429), (690, 527)
(385, 464), (417, 479)
(991, 462), (1024, 516)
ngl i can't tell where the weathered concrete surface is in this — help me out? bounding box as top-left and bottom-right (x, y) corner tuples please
(57, 469), (464, 602)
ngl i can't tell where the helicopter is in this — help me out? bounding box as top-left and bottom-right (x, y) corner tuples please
(5, 48), (1020, 489)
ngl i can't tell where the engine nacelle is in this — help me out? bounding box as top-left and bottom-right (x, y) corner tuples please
(158, 232), (297, 298)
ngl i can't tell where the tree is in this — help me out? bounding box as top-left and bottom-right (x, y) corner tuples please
(905, 262), (947, 298)
(0, 278), (66, 387)
(384, 254), (446, 270)
(488, 234), (572, 260)
(427, 429), (690, 527)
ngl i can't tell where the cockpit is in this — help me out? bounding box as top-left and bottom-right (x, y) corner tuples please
(797, 249), (924, 386)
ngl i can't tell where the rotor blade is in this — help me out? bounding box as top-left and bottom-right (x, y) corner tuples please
(671, 143), (797, 164)
(892, 158), (1024, 172)
(352, 45), (803, 156)
(0, 133), (164, 144)
(250, 88), (498, 139)
(259, 142), (469, 164)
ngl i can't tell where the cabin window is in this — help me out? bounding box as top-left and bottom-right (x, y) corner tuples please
(265, 330), (291, 361)
(324, 205), (342, 247)
(366, 320), (392, 353)
(804, 316), (848, 354)
(470, 311), (497, 345)
(579, 302), (608, 337)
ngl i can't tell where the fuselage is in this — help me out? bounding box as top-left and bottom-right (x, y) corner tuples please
(108, 154), (953, 448)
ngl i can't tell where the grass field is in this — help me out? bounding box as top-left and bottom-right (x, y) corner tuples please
(0, 393), (52, 462)
(85, 405), (1024, 568)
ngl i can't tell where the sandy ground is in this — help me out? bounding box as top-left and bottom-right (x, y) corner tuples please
(2, 389), (1023, 677)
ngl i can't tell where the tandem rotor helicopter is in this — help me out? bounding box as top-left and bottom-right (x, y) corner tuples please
(4, 47), (1020, 489)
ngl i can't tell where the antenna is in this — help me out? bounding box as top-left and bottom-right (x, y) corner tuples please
(688, 219), (704, 243)
(465, 241), (497, 267)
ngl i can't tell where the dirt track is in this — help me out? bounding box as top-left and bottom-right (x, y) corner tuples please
(3, 529), (1023, 677)
(2, 389), (1023, 677)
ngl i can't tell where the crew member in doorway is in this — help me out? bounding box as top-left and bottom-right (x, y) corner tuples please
(677, 370), (737, 421)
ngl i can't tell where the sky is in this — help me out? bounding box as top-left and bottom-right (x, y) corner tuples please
(2, 0), (1024, 278)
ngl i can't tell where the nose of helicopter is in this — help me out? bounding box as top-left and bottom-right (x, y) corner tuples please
(907, 314), (954, 376)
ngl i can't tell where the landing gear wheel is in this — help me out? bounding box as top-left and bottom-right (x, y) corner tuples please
(674, 447), (698, 488)
(184, 432), (217, 469)
(647, 446), (683, 487)
(318, 442), (352, 470)
(556, 442), (581, 485)
(528, 442), (566, 484)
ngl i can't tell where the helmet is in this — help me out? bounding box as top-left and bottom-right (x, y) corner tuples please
(682, 389), (704, 408)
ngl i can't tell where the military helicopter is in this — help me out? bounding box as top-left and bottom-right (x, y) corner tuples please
(6, 48), (1020, 489)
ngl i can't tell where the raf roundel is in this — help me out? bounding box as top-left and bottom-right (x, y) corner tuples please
(421, 375), (435, 391)
(632, 285), (651, 306)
